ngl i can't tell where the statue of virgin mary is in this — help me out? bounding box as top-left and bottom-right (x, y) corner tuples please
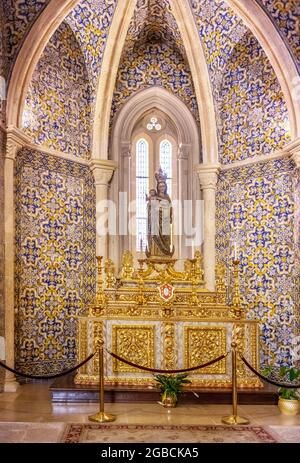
(145, 168), (174, 258)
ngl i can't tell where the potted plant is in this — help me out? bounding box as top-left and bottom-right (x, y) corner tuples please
(263, 365), (300, 415)
(153, 373), (191, 408)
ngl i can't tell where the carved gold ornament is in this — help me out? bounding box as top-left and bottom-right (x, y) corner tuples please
(75, 253), (261, 388)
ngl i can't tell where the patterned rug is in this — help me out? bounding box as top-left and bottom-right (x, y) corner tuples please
(1, 422), (298, 443)
(62, 424), (280, 443)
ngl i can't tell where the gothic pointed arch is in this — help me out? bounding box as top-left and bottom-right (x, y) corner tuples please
(92, 0), (218, 164)
(6, 0), (300, 157)
(7, 0), (80, 127)
(91, 0), (137, 160)
(169, 0), (218, 164)
(109, 86), (200, 264)
(227, 0), (300, 138)
(111, 86), (200, 161)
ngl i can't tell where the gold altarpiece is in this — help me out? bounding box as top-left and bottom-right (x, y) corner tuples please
(75, 252), (261, 388)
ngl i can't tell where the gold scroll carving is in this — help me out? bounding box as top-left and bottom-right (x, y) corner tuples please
(162, 322), (176, 370)
(184, 327), (226, 375)
(78, 320), (88, 375)
(112, 325), (154, 373)
(75, 251), (261, 388)
(93, 321), (103, 375)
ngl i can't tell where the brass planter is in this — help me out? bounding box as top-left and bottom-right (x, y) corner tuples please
(162, 395), (177, 408)
(278, 398), (300, 415)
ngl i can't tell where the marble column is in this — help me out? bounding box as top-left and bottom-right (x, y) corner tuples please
(195, 164), (220, 291)
(120, 143), (131, 260)
(4, 130), (27, 391)
(177, 143), (189, 260)
(0, 128), (5, 392)
(90, 160), (117, 260)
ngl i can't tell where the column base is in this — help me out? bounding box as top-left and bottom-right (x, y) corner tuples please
(4, 378), (20, 392)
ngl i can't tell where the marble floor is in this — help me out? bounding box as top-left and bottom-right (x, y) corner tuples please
(0, 384), (299, 442)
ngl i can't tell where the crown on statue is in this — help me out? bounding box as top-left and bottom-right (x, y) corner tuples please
(155, 167), (167, 183)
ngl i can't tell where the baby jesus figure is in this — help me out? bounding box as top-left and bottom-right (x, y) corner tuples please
(146, 188), (157, 202)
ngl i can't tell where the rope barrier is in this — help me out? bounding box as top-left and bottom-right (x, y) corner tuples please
(239, 354), (300, 389)
(107, 350), (228, 374)
(0, 353), (95, 380)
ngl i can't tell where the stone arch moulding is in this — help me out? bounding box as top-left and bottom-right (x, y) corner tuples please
(227, 0), (300, 139)
(7, 0), (300, 150)
(93, 0), (300, 165)
(92, 0), (218, 165)
(168, 0), (219, 165)
(174, 0), (300, 141)
(6, 0), (81, 128)
(110, 86), (200, 165)
(109, 86), (201, 265)
(91, 0), (137, 161)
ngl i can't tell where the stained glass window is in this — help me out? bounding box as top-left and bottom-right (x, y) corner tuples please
(160, 140), (172, 196)
(136, 138), (149, 251)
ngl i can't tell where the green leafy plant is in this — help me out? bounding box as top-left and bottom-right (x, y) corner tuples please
(153, 373), (191, 403)
(262, 365), (300, 400)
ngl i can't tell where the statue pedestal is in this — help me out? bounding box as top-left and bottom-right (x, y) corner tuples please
(143, 257), (177, 264)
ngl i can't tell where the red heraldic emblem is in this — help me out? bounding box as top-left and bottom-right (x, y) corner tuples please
(158, 283), (175, 302)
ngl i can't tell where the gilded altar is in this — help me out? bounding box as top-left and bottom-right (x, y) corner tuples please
(75, 252), (261, 388)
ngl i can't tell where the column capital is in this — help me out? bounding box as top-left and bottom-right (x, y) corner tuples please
(284, 137), (300, 168)
(90, 159), (118, 186)
(5, 126), (30, 161)
(292, 152), (300, 168)
(195, 163), (221, 190)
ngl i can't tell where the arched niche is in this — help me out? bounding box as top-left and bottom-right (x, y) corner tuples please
(109, 86), (201, 267)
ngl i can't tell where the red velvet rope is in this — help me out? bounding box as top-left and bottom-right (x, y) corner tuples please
(240, 354), (300, 389)
(107, 350), (227, 373)
(0, 353), (95, 380)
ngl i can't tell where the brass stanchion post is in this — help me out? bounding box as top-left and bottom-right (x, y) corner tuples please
(222, 341), (249, 425)
(89, 341), (116, 423)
